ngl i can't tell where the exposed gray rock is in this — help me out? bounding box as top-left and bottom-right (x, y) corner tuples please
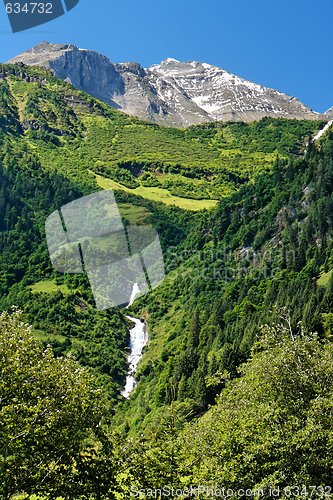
(7, 42), (326, 127)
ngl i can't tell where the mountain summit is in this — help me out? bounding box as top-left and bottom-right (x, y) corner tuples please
(7, 42), (325, 127)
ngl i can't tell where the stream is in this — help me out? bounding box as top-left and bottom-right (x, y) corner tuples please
(121, 284), (148, 399)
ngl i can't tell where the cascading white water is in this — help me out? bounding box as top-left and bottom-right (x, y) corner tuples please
(128, 282), (141, 307)
(121, 284), (148, 399)
(121, 316), (148, 398)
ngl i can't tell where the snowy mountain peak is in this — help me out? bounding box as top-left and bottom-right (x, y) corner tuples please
(161, 57), (181, 64)
(6, 42), (326, 128)
(150, 58), (222, 76)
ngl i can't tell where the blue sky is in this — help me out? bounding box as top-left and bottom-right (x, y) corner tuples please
(0, 0), (332, 112)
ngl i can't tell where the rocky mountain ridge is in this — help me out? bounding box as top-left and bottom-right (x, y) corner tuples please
(7, 42), (330, 127)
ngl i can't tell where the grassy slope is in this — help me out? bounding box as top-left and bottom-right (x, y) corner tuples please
(29, 280), (71, 294)
(317, 270), (333, 287)
(94, 173), (217, 210)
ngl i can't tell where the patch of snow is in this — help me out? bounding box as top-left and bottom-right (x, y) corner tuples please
(163, 57), (180, 64)
(192, 96), (221, 113)
(313, 120), (333, 141)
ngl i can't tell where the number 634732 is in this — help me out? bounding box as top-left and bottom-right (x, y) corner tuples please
(5, 2), (53, 14)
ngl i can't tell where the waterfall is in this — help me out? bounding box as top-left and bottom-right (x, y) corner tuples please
(121, 284), (148, 399)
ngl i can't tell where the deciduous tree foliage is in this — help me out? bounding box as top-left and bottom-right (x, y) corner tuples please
(0, 310), (115, 499)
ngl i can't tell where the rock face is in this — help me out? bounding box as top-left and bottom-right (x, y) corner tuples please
(7, 42), (325, 127)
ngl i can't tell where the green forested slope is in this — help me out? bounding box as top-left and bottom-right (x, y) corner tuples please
(0, 104), (192, 405)
(0, 137), (131, 402)
(0, 63), (332, 498)
(0, 62), (327, 405)
(118, 130), (333, 434)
